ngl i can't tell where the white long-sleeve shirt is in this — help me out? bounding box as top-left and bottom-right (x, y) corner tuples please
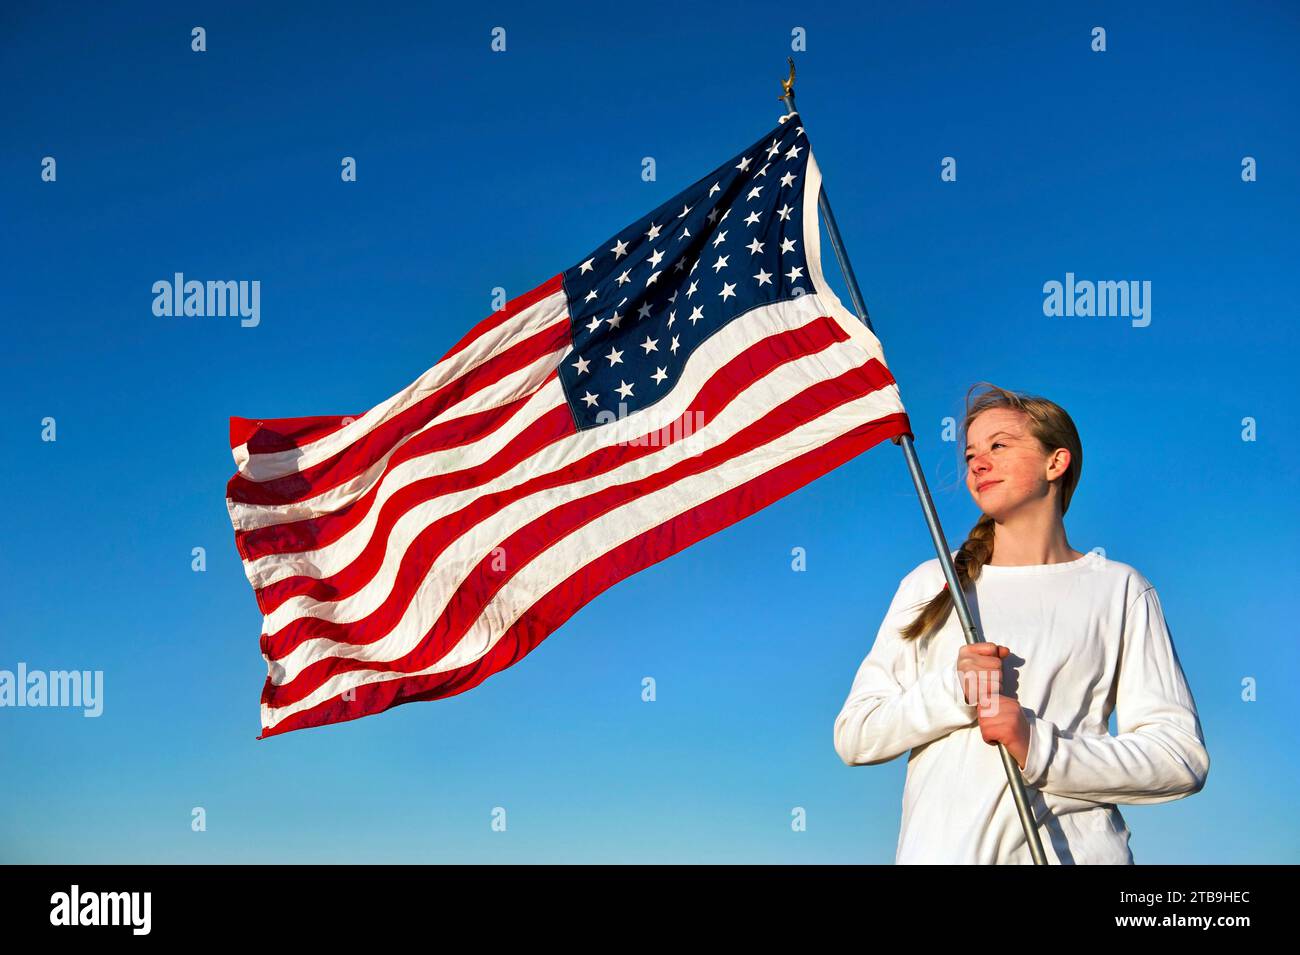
(833, 552), (1210, 864)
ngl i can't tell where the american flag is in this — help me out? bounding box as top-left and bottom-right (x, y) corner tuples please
(226, 110), (912, 738)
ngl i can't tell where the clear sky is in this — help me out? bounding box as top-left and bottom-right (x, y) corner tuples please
(2, 1), (1296, 863)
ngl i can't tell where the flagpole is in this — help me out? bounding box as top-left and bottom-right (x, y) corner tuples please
(778, 59), (1049, 865)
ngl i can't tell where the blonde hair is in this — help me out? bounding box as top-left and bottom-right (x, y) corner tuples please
(899, 382), (1083, 641)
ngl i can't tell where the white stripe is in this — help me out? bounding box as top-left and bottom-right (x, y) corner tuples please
(263, 297), (897, 688)
(800, 148), (900, 380)
(232, 287), (569, 479)
(227, 341), (569, 532)
(262, 374), (903, 728)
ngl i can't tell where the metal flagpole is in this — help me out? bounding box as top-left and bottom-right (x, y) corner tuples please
(778, 58), (1049, 865)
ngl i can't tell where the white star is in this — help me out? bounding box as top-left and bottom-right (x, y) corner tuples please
(780, 237), (797, 254)
(706, 208), (720, 224)
(616, 379), (634, 399)
(690, 258), (700, 274)
(572, 355), (591, 374)
(776, 203), (793, 221)
(579, 258), (595, 274)
(607, 310), (624, 329)
(584, 289), (598, 302)
(678, 227), (691, 241)
(667, 309), (677, 327)
(756, 163), (770, 178)
(637, 302), (652, 320)
(712, 231), (728, 248)
(674, 257), (687, 271)
(785, 143), (803, 160)
(780, 171), (797, 188)
(708, 182), (721, 197)
(645, 223), (662, 241)
(712, 255), (729, 273)
(670, 335), (680, 353)
(746, 186), (763, 201)
(585, 315), (602, 333)
(616, 270), (631, 286)
(744, 211), (761, 226)
(786, 265), (805, 282)
(611, 239), (629, 259)
(581, 391), (598, 407)
(647, 248), (665, 268)
(677, 204), (692, 219)
(719, 207), (731, 223)
(686, 279), (699, 297)
(640, 335), (659, 354)
(688, 306), (704, 324)
(606, 345), (624, 365)
(736, 155), (752, 171)
(667, 290), (678, 304)
(645, 271), (661, 286)
(719, 282), (737, 301)
(651, 366), (668, 385)
(754, 268), (773, 287)
(747, 238), (765, 255)
(766, 139), (782, 159)
(796, 126), (804, 136)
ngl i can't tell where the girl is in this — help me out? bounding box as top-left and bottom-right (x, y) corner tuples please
(833, 382), (1210, 864)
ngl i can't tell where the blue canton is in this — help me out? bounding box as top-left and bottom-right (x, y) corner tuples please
(560, 113), (813, 430)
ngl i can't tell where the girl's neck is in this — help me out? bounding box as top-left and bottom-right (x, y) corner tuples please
(987, 510), (1082, 566)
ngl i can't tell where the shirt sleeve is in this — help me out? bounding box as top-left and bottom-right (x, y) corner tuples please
(834, 574), (979, 766)
(1017, 585), (1210, 804)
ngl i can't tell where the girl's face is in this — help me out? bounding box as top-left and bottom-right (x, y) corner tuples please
(964, 407), (1067, 519)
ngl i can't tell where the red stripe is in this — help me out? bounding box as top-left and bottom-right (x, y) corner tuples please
(229, 275), (566, 456)
(258, 315), (859, 660)
(231, 414), (360, 457)
(263, 353), (899, 708)
(258, 409), (911, 738)
(253, 313), (852, 609)
(227, 316), (571, 507)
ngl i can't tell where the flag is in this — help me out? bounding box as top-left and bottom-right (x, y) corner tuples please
(225, 110), (912, 738)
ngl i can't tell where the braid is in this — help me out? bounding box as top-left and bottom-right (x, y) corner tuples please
(899, 513), (996, 641)
(954, 512), (996, 591)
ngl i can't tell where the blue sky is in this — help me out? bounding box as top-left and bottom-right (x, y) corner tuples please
(1, 1), (1296, 863)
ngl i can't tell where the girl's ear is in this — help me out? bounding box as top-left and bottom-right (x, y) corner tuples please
(1046, 447), (1071, 480)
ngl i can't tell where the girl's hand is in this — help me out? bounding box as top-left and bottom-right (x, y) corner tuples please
(956, 643), (1009, 706)
(977, 694), (1031, 770)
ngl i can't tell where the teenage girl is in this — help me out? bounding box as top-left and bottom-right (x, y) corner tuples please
(834, 382), (1210, 864)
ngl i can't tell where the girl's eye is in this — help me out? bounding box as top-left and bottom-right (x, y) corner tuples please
(965, 442), (1004, 462)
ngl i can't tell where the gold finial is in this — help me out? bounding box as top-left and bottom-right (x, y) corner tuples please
(779, 56), (795, 100)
